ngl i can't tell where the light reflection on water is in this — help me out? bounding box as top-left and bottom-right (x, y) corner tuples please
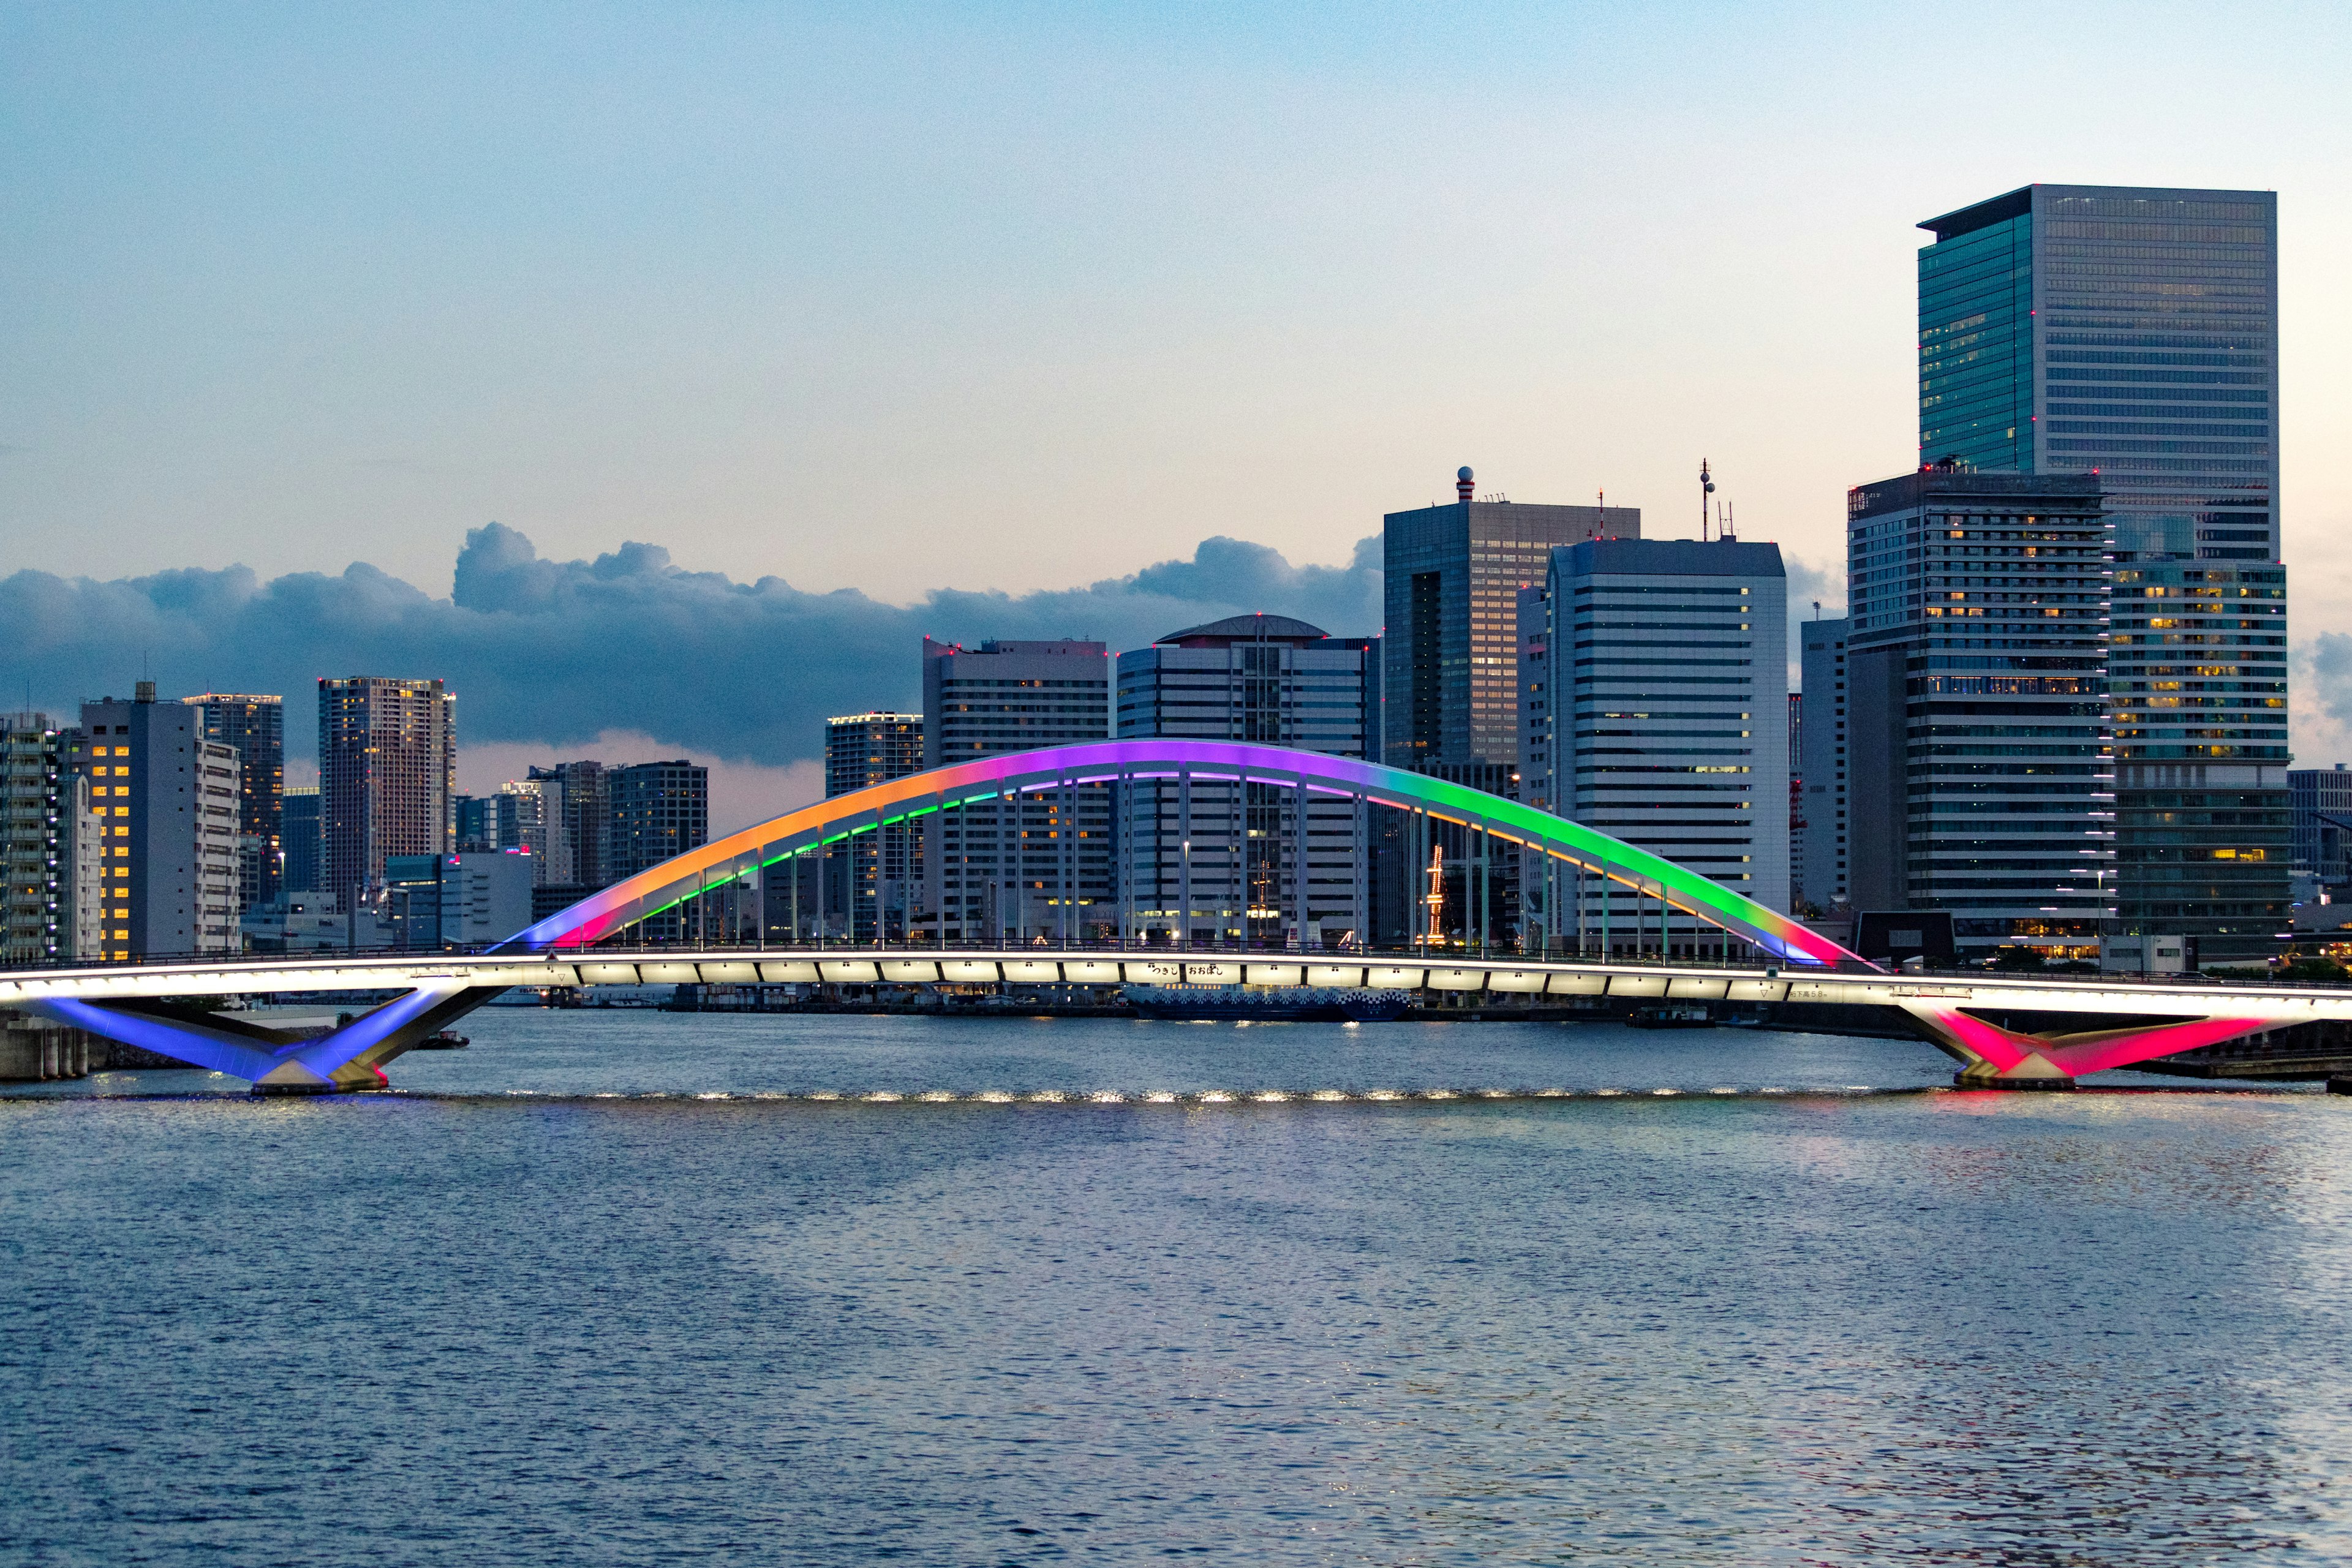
(2, 1010), (2346, 1562)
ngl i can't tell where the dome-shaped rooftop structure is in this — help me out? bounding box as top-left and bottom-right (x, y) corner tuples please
(1155, 612), (1330, 648)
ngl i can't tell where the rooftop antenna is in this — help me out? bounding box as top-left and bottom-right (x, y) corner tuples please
(1698, 460), (1716, 542)
(1813, 600), (1822, 622)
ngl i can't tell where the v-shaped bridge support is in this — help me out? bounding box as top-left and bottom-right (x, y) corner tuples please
(22, 982), (508, 1093)
(1899, 1002), (2274, 1088)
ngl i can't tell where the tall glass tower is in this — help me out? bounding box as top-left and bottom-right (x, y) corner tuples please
(1917, 184), (2288, 963)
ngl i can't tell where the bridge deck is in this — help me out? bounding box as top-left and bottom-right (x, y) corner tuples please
(7, 949), (2352, 1025)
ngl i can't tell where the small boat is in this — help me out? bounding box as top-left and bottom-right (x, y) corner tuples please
(1626, 1003), (1713, 1030)
(414, 1030), (470, 1050)
(1121, 984), (1412, 1023)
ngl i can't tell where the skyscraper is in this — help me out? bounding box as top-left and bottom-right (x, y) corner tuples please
(181, 693), (284, 911)
(919, 637), (1110, 943)
(1844, 469), (2113, 962)
(1115, 615), (1373, 946)
(1383, 469), (1638, 772)
(1543, 540), (1789, 956)
(1918, 182), (2287, 962)
(78, 685), (243, 960)
(824, 712), (924, 941)
(318, 677), (456, 900)
(1798, 617), (1851, 913)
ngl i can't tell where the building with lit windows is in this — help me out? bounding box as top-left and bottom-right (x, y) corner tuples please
(1382, 467), (1637, 771)
(1544, 539), (1789, 956)
(78, 684), (242, 960)
(318, 677), (455, 903)
(1115, 615), (1373, 946)
(824, 712), (924, 941)
(181, 693), (284, 912)
(919, 638), (1110, 943)
(527, 761), (608, 889)
(1917, 181), (2287, 962)
(610, 760), (710, 942)
(1844, 468), (2113, 962)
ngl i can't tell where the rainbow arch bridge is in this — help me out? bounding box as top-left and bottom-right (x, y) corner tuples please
(6, 740), (2344, 1093)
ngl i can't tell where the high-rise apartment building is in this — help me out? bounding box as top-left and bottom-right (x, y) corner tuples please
(1918, 182), (2286, 962)
(919, 637), (1110, 943)
(1798, 617), (1852, 912)
(1384, 469), (1638, 771)
(318, 677), (455, 900)
(181, 693), (284, 911)
(78, 685), (242, 960)
(824, 713), (924, 941)
(1, 714), (70, 965)
(1115, 615), (1373, 946)
(1845, 469), (2113, 962)
(528, 761), (608, 889)
(608, 760), (710, 941)
(1543, 540), (1789, 955)
(609, 761), (709, 880)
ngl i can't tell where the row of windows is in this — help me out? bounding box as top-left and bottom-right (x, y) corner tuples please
(2049, 422), (2267, 440)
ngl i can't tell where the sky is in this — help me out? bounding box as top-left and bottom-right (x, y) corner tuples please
(2, 1), (2348, 827)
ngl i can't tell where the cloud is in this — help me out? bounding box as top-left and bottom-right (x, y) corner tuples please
(2293, 636), (2352, 769)
(0, 524), (1384, 772)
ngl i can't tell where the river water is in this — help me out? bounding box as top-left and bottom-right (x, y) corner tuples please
(4, 1010), (2348, 1564)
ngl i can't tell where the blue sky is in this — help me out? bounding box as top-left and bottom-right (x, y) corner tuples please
(3, 1), (2348, 813)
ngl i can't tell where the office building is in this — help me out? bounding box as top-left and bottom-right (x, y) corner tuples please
(2289, 766), (2352, 896)
(181, 693), (284, 911)
(1798, 618), (1852, 913)
(281, 785), (321, 892)
(919, 637), (1110, 943)
(1845, 468), (2113, 962)
(1384, 468), (1638, 771)
(318, 677), (455, 901)
(1543, 540), (1789, 956)
(1115, 615), (1373, 946)
(438, 850), (536, 946)
(382, 854), (444, 948)
(1515, 586), (1561, 941)
(528, 761), (608, 889)
(1787, 693), (1804, 909)
(453, 793), (489, 851)
(0, 714), (69, 965)
(77, 684), (243, 960)
(824, 712), (924, 942)
(611, 760), (710, 941)
(1918, 182), (2287, 962)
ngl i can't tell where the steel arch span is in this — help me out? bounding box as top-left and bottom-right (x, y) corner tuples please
(509, 739), (1864, 966)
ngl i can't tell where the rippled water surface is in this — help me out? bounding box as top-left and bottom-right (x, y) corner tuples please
(4, 1010), (2349, 1564)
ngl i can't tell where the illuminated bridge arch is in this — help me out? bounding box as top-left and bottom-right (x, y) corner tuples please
(512, 741), (1862, 967)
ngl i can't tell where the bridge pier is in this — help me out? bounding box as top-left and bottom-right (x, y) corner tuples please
(1952, 1055), (2078, 1091)
(1903, 1001), (2278, 1090)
